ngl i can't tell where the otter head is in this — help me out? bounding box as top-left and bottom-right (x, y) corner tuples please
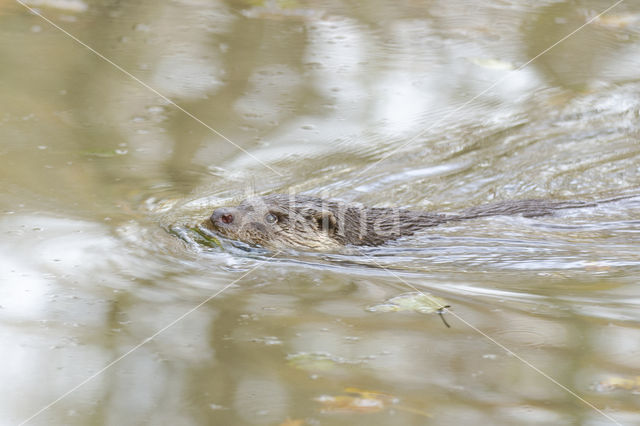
(208, 194), (341, 250)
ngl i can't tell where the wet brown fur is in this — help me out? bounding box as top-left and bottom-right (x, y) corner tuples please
(204, 193), (601, 250)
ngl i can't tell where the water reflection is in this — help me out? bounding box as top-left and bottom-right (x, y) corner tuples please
(2, 0), (640, 424)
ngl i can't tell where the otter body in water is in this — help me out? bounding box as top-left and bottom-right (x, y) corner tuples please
(205, 193), (605, 250)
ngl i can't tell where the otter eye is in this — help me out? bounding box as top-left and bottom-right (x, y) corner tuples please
(265, 213), (278, 224)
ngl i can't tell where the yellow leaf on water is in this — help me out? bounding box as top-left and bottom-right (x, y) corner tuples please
(315, 388), (430, 417)
(593, 376), (640, 393)
(315, 387), (395, 413)
(594, 14), (640, 29)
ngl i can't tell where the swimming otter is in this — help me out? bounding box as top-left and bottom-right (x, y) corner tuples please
(204, 193), (603, 250)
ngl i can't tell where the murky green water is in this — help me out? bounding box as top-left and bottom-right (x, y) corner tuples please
(2, 0), (640, 425)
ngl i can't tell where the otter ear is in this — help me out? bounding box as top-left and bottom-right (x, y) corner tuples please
(314, 210), (337, 234)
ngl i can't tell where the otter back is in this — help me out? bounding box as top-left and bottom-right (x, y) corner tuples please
(204, 193), (633, 250)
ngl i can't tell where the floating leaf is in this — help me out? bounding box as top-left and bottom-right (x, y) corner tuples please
(594, 14), (640, 29)
(343, 388), (431, 417)
(367, 292), (449, 314)
(315, 388), (430, 417)
(368, 292), (451, 327)
(593, 376), (640, 393)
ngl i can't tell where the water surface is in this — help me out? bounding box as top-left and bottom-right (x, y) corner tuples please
(1, 0), (640, 425)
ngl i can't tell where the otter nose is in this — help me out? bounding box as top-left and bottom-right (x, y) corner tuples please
(211, 208), (235, 225)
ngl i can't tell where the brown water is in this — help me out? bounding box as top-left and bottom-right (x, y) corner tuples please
(2, 0), (640, 425)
